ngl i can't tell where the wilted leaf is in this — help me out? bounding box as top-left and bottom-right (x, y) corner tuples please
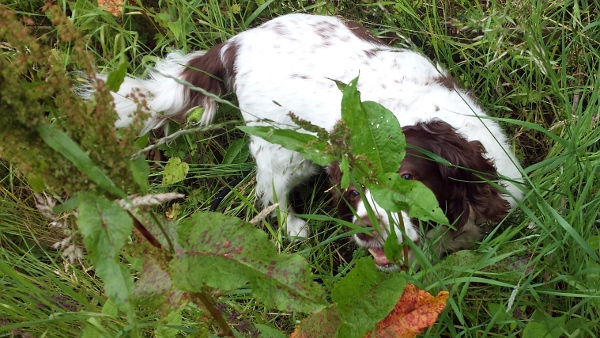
(169, 212), (327, 313)
(162, 157), (189, 185)
(332, 257), (407, 337)
(370, 284), (449, 338)
(77, 193), (134, 315)
(98, 0), (124, 17)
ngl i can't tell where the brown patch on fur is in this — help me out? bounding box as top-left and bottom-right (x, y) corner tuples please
(314, 20), (337, 40)
(181, 42), (238, 110)
(291, 73), (309, 80)
(435, 74), (459, 90)
(363, 50), (377, 58)
(343, 20), (385, 45)
(403, 120), (511, 229)
(328, 119), (511, 233)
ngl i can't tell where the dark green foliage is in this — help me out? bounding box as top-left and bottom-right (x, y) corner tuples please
(1, 0), (600, 337)
(0, 5), (142, 196)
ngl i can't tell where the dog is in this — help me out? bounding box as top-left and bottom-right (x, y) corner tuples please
(94, 13), (523, 269)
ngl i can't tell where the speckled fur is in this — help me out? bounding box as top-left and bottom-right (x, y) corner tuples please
(99, 14), (523, 251)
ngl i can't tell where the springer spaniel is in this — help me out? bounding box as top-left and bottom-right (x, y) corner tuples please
(98, 14), (523, 268)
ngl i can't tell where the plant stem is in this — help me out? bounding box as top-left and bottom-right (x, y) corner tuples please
(150, 210), (176, 254)
(193, 292), (234, 337)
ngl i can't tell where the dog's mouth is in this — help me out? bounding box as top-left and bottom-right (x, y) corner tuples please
(359, 238), (415, 271)
(367, 247), (396, 268)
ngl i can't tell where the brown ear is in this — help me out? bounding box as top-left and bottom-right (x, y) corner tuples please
(404, 120), (511, 228)
(181, 42), (237, 110)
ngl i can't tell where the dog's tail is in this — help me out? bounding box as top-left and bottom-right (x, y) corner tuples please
(79, 45), (235, 134)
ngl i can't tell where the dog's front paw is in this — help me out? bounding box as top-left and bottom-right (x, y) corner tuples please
(286, 214), (309, 239)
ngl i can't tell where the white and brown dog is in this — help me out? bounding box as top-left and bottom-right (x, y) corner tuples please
(95, 14), (523, 269)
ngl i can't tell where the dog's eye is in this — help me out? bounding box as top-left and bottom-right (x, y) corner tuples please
(347, 189), (360, 200)
(401, 173), (413, 180)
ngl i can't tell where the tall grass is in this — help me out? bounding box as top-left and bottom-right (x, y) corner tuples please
(1, 0), (599, 336)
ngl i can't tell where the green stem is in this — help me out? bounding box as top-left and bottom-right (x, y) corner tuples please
(150, 210), (175, 254)
(193, 292), (234, 337)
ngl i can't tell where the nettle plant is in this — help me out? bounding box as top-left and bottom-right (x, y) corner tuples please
(241, 77), (449, 267)
(1, 6), (449, 336)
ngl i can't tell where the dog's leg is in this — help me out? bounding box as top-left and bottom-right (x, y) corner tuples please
(250, 137), (320, 238)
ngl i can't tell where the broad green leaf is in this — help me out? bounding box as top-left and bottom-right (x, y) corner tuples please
(101, 299), (119, 316)
(223, 138), (250, 164)
(52, 194), (79, 214)
(340, 77), (405, 176)
(290, 305), (342, 338)
(162, 157), (189, 185)
(36, 123), (127, 198)
(134, 133), (149, 148)
(383, 223), (403, 264)
(77, 193), (134, 316)
(331, 257), (407, 337)
(360, 101), (405, 173)
(130, 155), (149, 193)
(523, 311), (566, 338)
(186, 106), (205, 124)
(487, 303), (517, 331)
(26, 174), (44, 193)
(167, 20), (182, 39)
(105, 58), (128, 92)
(155, 306), (185, 338)
(238, 125), (336, 165)
(370, 173), (448, 224)
(169, 212), (327, 313)
(132, 257), (184, 310)
(254, 324), (288, 338)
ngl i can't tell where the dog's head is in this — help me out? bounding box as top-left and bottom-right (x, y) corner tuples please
(328, 119), (511, 270)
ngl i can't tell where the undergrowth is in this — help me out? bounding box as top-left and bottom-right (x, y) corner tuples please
(1, 0), (599, 337)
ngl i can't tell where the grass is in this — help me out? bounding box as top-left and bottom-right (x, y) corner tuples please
(1, 0), (599, 336)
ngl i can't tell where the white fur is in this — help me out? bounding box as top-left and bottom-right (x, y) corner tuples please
(97, 51), (205, 134)
(352, 189), (419, 246)
(98, 14), (523, 240)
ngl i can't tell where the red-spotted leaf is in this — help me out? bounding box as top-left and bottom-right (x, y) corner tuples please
(169, 212), (327, 313)
(162, 157), (189, 185)
(132, 256), (185, 310)
(290, 305), (342, 338)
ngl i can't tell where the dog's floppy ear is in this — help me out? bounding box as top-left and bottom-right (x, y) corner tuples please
(404, 120), (511, 229)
